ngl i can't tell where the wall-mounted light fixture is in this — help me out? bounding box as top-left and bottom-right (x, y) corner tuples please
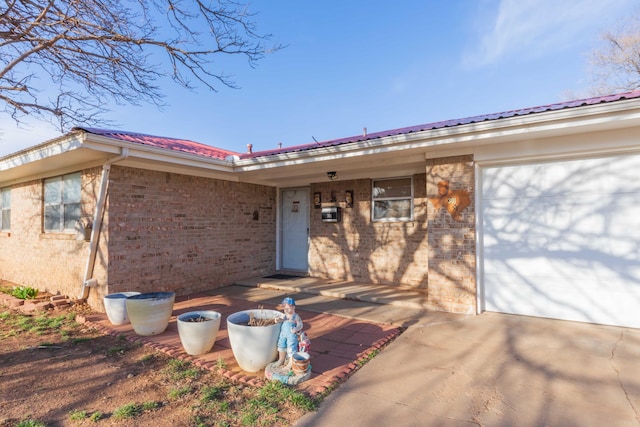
(327, 171), (337, 180)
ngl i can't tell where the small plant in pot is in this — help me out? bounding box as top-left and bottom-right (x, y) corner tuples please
(177, 310), (222, 356)
(226, 308), (282, 372)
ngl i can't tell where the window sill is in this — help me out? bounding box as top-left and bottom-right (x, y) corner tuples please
(0, 231), (10, 237)
(40, 232), (79, 240)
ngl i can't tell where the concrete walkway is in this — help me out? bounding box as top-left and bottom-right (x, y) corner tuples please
(81, 275), (640, 425)
(294, 311), (640, 427)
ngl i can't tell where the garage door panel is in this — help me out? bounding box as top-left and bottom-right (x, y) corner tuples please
(482, 153), (640, 328)
(483, 156), (640, 200)
(485, 271), (640, 327)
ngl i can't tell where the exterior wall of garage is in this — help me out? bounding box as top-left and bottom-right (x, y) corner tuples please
(426, 156), (476, 314)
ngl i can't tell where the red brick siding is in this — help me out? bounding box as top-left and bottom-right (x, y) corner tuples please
(309, 174), (430, 288)
(0, 168), (104, 303)
(105, 167), (277, 301)
(426, 155), (476, 314)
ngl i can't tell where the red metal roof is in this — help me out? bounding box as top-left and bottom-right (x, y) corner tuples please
(76, 90), (640, 161)
(241, 90), (640, 159)
(74, 127), (240, 161)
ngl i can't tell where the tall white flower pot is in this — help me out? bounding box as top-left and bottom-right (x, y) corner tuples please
(226, 309), (282, 372)
(103, 292), (141, 325)
(126, 292), (175, 336)
(177, 310), (222, 355)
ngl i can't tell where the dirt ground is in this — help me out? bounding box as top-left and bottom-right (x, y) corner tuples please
(0, 301), (310, 427)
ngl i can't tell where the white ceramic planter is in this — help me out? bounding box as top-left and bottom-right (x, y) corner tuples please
(126, 292), (175, 336)
(226, 309), (282, 372)
(177, 310), (222, 355)
(103, 292), (141, 325)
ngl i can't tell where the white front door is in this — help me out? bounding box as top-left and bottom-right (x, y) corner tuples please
(481, 153), (640, 328)
(281, 188), (309, 271)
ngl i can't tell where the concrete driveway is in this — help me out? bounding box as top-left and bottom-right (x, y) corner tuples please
(295, 312), (640, 426)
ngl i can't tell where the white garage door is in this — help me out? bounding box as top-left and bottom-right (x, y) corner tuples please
(481, 153), (640, 328)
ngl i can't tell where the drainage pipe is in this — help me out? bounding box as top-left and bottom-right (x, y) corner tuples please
(78, 148), (130, 300)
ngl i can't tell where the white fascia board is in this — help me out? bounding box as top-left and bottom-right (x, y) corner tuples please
(0, 132), (83, 171)
(233, 99), (640, 172)
(80, 134), (236, 174)
(473, 125), (640, 166)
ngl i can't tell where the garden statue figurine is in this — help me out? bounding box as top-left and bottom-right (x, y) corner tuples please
(276, 297), (304, 366)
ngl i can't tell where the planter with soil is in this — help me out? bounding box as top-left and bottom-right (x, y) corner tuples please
(226, 309), (282, 372)
(177, 310), (222, 355)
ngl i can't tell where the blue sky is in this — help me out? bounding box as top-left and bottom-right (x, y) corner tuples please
(0, 0), (636, 157)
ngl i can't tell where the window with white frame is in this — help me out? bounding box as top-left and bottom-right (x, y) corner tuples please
(44, 172), (81, 232)
(372, 177), (413, 221)
(0, 188), (10, 231)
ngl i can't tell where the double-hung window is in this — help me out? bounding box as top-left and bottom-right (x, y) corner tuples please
(372, 177), (413, 222)
(44, 172), (81, 232)
(0, 188), (10, 231)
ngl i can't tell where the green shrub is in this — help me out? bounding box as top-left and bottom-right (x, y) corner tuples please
(11, 286), (39, 300)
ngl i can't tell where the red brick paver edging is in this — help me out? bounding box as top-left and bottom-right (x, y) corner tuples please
(77, 293), (402, 397)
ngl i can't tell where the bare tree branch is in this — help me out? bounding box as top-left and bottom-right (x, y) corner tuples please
(0, 0), (282, 131)
(588, 13), (640, 95)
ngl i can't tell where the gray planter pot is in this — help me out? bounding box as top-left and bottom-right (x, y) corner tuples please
(226, 309), (282, 372)
(103, 292), (141, 325)
(177, 310), (222, 355)
(126, 292), (175, 336)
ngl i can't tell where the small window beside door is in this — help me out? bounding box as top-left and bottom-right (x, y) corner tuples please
(372, 177), (413, 222)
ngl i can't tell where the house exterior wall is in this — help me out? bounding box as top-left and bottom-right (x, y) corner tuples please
(104, 166), (277, 307)
(426, 155), (476, 314)
(308, 174), (430, 289)
(0, 167), (105, 303)
(307, 156), (477, 315)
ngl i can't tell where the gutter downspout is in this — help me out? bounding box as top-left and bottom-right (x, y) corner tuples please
(78, 148), (130, 300)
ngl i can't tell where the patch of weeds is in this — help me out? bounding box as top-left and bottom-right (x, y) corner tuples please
(106, 344), (129, 356)
(113, 401), (159, 419)
(142, 401), (159, 411)
(164, 359), (202, 381)
(168, 385), (193, 400)
(10, 312), (77, 337)
(89, 411), (103, 422)
(15, 419), (46, 427)
(113, 403), (142, 420)
(357, 348), (380, 367)
(0, 311), (10, 320)
(69, 409), (87, 421)
(216, 356), (227, 369)
(201, 384), (227, 402)
(258, 381), (316, 412)
(11, 286), (39, 300)
(72, 336), (93, 344)
(236, 381), (317, 425)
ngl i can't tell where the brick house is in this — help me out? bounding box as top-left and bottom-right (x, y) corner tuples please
(1, 91), (639, 328)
